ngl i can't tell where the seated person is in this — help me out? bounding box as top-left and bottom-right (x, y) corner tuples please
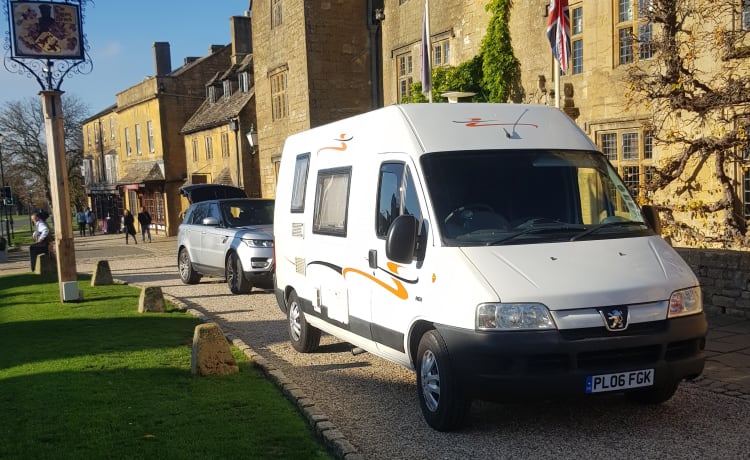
(30, 212), (50, 271)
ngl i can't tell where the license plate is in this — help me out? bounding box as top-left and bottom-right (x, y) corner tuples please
(585, 369), (654, 393)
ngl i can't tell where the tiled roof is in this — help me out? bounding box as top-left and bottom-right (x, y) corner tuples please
(118, 162), (164, 185)
(180, 87), (254, 134)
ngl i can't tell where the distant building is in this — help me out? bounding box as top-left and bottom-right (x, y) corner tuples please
(181, 15), (260, 204)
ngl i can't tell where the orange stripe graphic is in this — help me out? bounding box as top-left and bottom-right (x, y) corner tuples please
(316, 133), (353, 155)
(343, 267), (409, 300)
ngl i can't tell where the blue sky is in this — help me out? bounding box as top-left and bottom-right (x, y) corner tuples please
(1, 0), (250, 115)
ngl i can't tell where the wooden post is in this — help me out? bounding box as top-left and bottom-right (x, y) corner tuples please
(40, 90), (80, 302)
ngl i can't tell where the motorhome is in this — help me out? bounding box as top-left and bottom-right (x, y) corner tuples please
(273, 103), (707, 431)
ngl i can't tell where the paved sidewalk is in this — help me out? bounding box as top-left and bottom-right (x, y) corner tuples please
(1, 233), (749, 400)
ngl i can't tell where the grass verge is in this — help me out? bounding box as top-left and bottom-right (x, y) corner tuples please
(0, 273), (331, 459)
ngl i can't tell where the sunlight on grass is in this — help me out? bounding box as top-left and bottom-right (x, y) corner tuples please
(0, 274), (331, 459)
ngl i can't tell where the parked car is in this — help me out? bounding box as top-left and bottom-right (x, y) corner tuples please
(177, 198), (275, 294)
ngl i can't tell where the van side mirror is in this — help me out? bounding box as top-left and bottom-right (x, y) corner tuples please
(386, 215), (418, 263)
(641, 205), (661, 235)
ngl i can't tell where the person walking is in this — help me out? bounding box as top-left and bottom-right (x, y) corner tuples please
(122, 209), (137, 244)
(85, 207), (95, 236)
(29, 212), (50, 271)
(137, 206), (152, 243)
(76, 208), (86, 237)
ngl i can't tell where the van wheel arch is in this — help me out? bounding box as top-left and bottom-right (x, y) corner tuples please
(409, 321), (436, 367)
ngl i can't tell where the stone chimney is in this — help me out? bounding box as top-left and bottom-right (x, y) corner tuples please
(230, 16), (252, 65)
(209, 45), (224, 54)
(153, 42), (172, 76)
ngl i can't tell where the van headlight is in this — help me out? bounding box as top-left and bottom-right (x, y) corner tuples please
(242, 238), (274, 248)
(476, 303), (556, 330)
(668, 287), (702, 318)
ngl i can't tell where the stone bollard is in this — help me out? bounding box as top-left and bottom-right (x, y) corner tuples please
(191, 322), (239, 376)
(138, 286), (165, 313)
(35, 253), (57, 275)
(91, 260), (114, 286)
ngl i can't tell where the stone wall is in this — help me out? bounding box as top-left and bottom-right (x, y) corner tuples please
(676, 248), (750, 318)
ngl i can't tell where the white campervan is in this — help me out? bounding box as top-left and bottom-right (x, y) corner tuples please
(273, 103), (706, 431)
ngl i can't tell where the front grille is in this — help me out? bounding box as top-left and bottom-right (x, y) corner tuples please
(560, 321), (667, 341)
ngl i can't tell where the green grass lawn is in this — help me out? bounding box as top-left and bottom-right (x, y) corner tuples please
(0, 273), (331, 459)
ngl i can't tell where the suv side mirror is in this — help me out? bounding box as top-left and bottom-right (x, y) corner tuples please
(641, 205), (661, 235)
(202, 217), (220, 226)
(386, 215), (418, 263)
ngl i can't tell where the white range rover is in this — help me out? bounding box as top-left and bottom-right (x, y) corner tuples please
(177, 197), (275, 294)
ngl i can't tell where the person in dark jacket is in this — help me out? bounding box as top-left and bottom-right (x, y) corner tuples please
(137, 207), (152, 243)
(122, 209), (137, 244)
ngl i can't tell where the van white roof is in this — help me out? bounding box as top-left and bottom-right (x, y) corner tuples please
(283, 103), (598, 158)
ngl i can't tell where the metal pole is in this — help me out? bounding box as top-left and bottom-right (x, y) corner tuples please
(0, 139), (9, 242)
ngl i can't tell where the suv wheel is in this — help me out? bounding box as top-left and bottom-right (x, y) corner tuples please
(178, 248), (201, 284)
(226, 252), (251, 294)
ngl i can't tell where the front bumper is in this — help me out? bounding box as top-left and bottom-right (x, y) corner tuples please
(436, 313), (707, 399)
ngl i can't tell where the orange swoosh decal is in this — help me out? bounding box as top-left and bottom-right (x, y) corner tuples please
(343, 267), (409, 300)
(457, 117), (539, 128)
(316, 133), (353, 155)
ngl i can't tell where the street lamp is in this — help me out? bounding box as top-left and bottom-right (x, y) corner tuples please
(246, 124), (258, 155)
(0, 133), (10, 242)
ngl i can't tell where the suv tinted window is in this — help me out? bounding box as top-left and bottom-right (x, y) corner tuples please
(190, 203), (209, 225)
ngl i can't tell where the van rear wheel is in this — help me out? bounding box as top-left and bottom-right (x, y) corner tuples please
(288, 291), (321, 353)
(416, 330), (470, 431)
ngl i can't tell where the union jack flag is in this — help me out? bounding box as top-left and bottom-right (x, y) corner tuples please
(546, 0), (571, 73)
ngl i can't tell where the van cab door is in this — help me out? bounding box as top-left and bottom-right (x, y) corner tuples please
(370, 159), (427, 357)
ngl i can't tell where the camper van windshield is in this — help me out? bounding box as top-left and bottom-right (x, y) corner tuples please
(420, 149), (650, 246)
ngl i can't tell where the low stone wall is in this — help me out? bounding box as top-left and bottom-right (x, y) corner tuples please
(676, 248), (750, 318)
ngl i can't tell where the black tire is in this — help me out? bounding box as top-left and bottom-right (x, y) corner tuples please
(416, 330), (470, 431)
(288, 291), (321, 353)
(178, 248), (201, 285)
(626, 381), (680, 404)
(226, 252), (251, 294)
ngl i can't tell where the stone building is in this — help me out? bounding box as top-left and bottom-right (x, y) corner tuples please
(113, 42), (231, 236)
(249, 0), (382, 198)
(81, 105), (122, 233)
(181, 15), (260, 204)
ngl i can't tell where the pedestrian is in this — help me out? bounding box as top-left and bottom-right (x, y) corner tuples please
(137, 206), (152, 242)
(76, 208), (86, 237)
(29, 212), (50, 271)
(122, 209), (137, 244)
(85, 207), (95, 236)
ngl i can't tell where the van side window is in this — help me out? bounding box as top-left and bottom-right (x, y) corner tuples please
(313, 167), (351, 236)
(376, 162), (423, 238)
(291, 153), (310, 213)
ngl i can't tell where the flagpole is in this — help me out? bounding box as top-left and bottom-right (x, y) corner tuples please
(555, 62), (560, 108)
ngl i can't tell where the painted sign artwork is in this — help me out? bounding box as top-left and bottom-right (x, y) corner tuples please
(11, 1), (83, 59)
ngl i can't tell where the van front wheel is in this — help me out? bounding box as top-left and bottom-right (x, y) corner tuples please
(416, 330), (470, 431)
(288, 291), (321, 353)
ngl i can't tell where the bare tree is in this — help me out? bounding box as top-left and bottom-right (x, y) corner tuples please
(0, 95), (89, 211)
(625, 0), (750, 247)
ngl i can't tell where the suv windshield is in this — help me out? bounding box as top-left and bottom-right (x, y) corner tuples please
(221, 199), (275, 227)
(421, 149), (650, 246)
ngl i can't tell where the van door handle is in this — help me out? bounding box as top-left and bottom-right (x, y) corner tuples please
(368, 249), (377, 269)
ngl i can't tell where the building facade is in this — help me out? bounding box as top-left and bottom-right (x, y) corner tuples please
(114, 42), (231, 236)
(181, 15), (260, 204)
(250, 0), (380, 198)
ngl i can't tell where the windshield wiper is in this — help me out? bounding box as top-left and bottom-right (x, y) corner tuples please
(487, 225), (580, 245)
(569, 221), (647, 241)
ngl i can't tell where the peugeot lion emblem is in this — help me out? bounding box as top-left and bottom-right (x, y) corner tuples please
(599, 307), (629, 331)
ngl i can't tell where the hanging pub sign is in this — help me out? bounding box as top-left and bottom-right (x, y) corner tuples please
(9, 1), (84, 59)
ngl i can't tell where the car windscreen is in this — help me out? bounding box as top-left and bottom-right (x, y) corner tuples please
(420, 149), (651, 246)
(221, 200), (275, 227)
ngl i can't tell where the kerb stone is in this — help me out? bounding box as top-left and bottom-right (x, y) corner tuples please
(91, 260), (113, 286)
(138, 286), (165, 313)
(191, 322), (239, 376)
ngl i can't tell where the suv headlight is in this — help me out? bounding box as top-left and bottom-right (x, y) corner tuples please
(242, 238), (274, 248)
(668, 286), (702, 318)
(476, 303), (556, 331)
